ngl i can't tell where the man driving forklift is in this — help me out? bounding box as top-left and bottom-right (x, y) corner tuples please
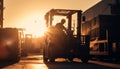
(55, 19), (67, 31)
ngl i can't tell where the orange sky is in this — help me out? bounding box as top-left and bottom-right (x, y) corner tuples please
(3, 0), (101, 36)
(4, 0), (101, 27)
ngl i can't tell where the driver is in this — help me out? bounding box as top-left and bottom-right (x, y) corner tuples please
(55, 19), (67, 32)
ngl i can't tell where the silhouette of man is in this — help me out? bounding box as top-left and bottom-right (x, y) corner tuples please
(55, 19), (67, 31)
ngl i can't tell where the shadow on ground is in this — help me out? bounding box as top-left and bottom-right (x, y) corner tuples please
(45, 61), (115, 69)
(0, 61), (17, 68)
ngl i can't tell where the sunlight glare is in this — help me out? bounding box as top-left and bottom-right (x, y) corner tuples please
(17, 15), (47, 37)
(27, 64), (48, 69)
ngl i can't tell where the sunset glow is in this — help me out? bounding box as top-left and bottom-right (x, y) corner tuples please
(3, 0), (101, 37)
(24, 25), (47, 37)
(15, 15), (47, 37)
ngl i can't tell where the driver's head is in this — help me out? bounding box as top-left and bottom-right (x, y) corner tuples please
(61, 19), (66, 24)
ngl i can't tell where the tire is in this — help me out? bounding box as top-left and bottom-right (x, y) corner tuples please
(81, 58), (89, 63)
(43, 57), (48, 63)
(68, 57), (73, 62)
(49, 58), (55, 62)
(43, 48), (49, 63)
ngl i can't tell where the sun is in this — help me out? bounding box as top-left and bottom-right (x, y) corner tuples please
(24, 21), (47, 37)
(17, 15), (47, 37)
(24, 24), (47, 37)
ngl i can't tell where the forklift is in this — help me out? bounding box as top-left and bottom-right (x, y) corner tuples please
(43, 9), (90, 63)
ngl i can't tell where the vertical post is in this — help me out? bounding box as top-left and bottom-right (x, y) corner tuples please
(0, 0), (3, 28)
(107, 29), (113, 57)
(45, 13), (49, 27)
(50, 12), (53, 26)
(67, 15), (72, 31)
(85, 35), (90, 55)
(77, 10), (82, 40)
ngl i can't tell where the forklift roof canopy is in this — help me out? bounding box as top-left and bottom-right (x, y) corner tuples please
(45, 9), (82, 16)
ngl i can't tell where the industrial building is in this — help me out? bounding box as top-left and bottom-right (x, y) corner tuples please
(82, 0), (120, 60)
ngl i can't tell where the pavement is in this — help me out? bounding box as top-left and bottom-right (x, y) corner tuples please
(1, 55), (120, 69)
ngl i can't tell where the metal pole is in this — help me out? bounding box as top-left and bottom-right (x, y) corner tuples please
(67, 15), (72, 31)
(77, 10), (82, 40)
(50, 12), (53, 26)
(0, 0), (3, 28)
